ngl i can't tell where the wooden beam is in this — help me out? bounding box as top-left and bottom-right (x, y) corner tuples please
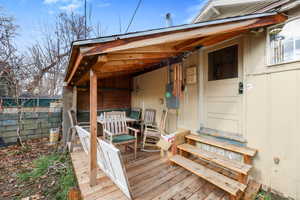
(67, 54), (83, 84)
(104, 52), (176, 60)
(98, 59), (161, 68)
(175, 31), (245, 50)
(72, 86), (77, 112)
(95, 69), (142, 79)
(89, 69), (97, 186)
(76, 71), (89, 86)
(96, 62), (160, 73)
(85, 45), (179, 56)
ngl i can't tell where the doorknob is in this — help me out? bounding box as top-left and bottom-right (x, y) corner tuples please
(239, 82), (244, 94)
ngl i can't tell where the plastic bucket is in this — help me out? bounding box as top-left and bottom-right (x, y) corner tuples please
(49, 128), (60, 145)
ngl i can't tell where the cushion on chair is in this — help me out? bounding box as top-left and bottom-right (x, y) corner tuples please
(129, 111), (140, 120)
(112, 134), (136, 143)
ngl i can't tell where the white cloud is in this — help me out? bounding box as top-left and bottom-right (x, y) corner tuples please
(97, 0), (111, 8)
(97, 2), (111, 8)
(44, 0), (61, 4)
(185, 0), (208, 23)
(48, 10), (55, 15)
(59, 2), (81, 12)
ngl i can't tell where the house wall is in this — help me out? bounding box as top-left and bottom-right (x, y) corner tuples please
(242, 8), (300, 199)
(131, 11), (300, 198)
(131, 52), (199, 133)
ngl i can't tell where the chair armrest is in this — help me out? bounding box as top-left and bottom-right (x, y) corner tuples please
(78, 122), (90, 126)
(145, 127), (159, 132)
(145, 124), (158, 129)
(127, 127), (139, 138)
(104, 129), (114, 136)
(127, 126), (139, 132)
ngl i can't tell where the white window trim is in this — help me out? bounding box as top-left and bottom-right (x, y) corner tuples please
(266, 17), (300, 66)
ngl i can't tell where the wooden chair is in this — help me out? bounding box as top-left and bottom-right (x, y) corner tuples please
(67, 109), (90, 152)
(140, 108), (156, 134)
(103, 111), (139, 159)
(129, 107), (142, 121)
(104, 111), (125, 119)
(142, 109), (168, 152)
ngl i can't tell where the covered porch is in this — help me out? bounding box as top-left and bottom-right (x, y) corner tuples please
(63, 12), (285, 200)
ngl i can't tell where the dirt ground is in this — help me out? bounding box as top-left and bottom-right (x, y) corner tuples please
(0, 138), (76, 200)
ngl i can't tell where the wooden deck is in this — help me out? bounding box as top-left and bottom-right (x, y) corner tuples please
(71, 148), (231, 200)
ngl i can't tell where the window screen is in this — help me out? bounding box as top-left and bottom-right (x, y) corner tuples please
(208, 45), (238, 81)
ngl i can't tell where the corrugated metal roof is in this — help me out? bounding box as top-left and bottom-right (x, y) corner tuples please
(72, 12), (277, 47)
(64, 12), (286, 85)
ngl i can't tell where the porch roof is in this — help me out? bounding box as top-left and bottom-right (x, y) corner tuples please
(65, 12), (286, 86)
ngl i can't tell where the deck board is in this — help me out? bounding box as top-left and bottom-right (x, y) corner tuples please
(71, 148), (231, 200)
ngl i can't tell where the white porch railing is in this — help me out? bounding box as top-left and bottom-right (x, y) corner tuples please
(75, 126), (133, 199)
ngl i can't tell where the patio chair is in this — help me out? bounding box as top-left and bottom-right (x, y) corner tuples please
(142, 109), (168, 152)
(103, 111), (139, 159)
(67, 109), (90, 152)
(140, 108), (156, 134)
(129, 107), (142, 121)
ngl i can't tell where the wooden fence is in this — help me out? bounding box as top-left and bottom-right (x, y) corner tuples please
(0, 97), (62, 146)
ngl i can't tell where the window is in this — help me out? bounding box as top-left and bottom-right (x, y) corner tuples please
(269, 18), (300, 65)
(208, 45), (238, 81)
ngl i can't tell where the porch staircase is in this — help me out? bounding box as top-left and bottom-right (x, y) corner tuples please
(170, 134), (257, 200)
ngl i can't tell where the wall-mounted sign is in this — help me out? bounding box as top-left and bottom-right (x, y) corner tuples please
(186, 66), (197, 84)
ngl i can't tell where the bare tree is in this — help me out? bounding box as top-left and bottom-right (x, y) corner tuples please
(24, 12), (94, 96)
(0, 9), (28, 146)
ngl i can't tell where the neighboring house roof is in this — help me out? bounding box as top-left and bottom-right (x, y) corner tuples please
(193, 0), (292, 23)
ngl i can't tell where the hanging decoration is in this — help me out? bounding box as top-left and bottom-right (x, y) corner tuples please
(172, 63), (183, 97)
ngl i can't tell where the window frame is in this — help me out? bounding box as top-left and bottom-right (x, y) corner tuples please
(267, 18), (300, 66)
(207, 44), (239, 81)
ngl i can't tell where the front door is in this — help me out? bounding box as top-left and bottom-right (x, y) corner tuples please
(203, 43), (243, 136)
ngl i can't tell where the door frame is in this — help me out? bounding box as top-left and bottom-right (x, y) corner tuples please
(198, 36), (245, 137)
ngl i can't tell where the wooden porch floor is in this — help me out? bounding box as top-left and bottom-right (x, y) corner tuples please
(71, 147), (231, 200)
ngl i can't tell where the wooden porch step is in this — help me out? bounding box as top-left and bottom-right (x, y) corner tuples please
(177, 143), (252, 175)
(170, 155), (247, 196)
(186, 134), (257, 157)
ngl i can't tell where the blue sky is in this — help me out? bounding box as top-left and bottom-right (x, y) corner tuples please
(0, 0), (207, 51)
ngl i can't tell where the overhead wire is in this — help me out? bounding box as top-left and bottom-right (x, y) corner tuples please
(125, 0), (143, 33)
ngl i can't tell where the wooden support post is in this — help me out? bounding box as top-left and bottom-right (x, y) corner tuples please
(72, 86), (77, 112)
(89, 69), (97, 186)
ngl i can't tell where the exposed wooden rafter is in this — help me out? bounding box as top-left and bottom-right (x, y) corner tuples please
(99, 52), (177, 61)
(67, 54), (83, 84)
(175, 31), (246, 50)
